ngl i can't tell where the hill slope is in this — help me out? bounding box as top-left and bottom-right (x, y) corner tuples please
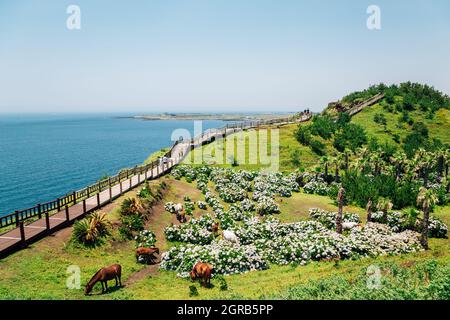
(190, 82), (449, 171)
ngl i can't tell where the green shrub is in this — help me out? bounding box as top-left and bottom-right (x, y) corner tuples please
(333, 124), (367, 152)
(216, 276), (228, 291)
(290, 149), (301, 166)
(120, 214), (144, 238)
(295, 125), (312, 146)
(120, 198), (142, 216)
(189, 285), (199, 297)
(310, 115), (336, 140)
(265, 261), (450, 300)
(309, 139), (326, 156)
(72, 212), (110, 246)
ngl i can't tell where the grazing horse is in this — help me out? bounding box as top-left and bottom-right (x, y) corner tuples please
(190, 262), (213, 287)
(174, 203), (187, 223)
(176, 210), (187, 223)
(136, 247), (160, 264)
(342, 222), (361, 231)
(211, 222), (220, 235)
(222, 230), (239, 245)
(85, 264), (122, 295)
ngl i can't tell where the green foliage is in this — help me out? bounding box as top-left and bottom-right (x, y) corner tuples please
(216, 275), (228, 291)
(290, 149), (301, 166)
(341, 82), (450, 114)
(336, 112), (351, 127)
(189, 285), (199, 297)
(119, 214), (144, 240)
(373, 113), (387, 128)
(341, 170), (420, 209)
(72, 212), (110, 247)
(403, 122), (431, 157)
(333, 123), (368, 152)
(309, 139), (326, 156)
(267, 261), (450, 300)
(120, 198), (142, 216)
(295, 125), (312, 146)
(310, 115), (337, 139)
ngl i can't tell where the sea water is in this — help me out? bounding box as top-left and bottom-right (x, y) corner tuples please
(0, 113), (225, 216)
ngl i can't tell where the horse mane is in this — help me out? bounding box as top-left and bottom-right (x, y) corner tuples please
(87, 268), (103, 287)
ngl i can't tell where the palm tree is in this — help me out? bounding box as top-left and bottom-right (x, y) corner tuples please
(366, 198), (373, 222)
(390, 151), (408, 181)
(416, 187), (438, 250)
(330, 156), (340, 181)
(336, 187), (345, 234)
(370, 151), (383, 176)
(343, 148), (352, 171)
(320, 156), (330, 176)
(436, 149), (449, 182)
(376, 197), (393, 222)
(413, 149), (435, 186)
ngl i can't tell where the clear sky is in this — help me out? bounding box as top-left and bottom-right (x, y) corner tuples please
(0, 0), (449, 113)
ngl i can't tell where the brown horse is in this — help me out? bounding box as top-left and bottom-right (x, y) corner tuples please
(136, 247), (160, 264)
(211, 222), (220, 235)
(176, 210), (187, 223)
(190, 262), (213, 287)
(85, 264), (122, 295)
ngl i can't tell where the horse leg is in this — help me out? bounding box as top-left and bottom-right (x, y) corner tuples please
(115, 276), (118, 287)
(104, 281), (108, 293)
(101, 281), (105, 293)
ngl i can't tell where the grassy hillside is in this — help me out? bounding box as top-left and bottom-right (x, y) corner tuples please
(0, 82), (448, 300)
(351, 103), (450, 146)
(0, 176), (448, 300)
(193, 82), (449, 171)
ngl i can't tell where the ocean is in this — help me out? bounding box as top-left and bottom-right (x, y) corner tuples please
(0, 114), (226, 216)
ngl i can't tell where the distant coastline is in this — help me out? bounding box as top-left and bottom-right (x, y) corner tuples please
(120, 112), (296, 121)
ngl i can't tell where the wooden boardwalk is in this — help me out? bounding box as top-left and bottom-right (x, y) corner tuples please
(0, 115), (311, 258)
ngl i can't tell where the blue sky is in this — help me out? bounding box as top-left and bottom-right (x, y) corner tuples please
(0, 0), (449, 113)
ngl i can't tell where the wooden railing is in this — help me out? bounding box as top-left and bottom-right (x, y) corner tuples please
(0, 112), (311, 229)
(347, 93), (385, 116)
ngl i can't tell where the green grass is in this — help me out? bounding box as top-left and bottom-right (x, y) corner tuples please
(190, 104), (450, 174)
(1, 176), (447, 300)
(351, 104), (450, 145)
(182, 123), (329, 172)
(0, 100), (449, 299)
(144, 148), (169, 165)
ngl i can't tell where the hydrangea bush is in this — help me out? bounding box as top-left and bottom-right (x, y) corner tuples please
(161, 214), (423, 276)
(309, 208), (360, 230)
(135, 229), (157, 248)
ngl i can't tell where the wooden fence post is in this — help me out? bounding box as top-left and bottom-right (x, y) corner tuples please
(97, 193), (100, 207)
(37, 204), (42, 219)
(45, 212), (50, 230)
(109, 185), (113, 203)
(72, 191), (76, 204)
(65, 206), (70, 222)
(120, 181), (123, 194)
(15, 211), (20, 227)
(19, 222), (25, 243)
(129, 177), (132, 189)
(83, 199), (86, 214)
(138, 170), (141, 184)
(57, 198), (61, 212)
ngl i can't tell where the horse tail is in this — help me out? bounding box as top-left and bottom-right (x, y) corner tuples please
(114, 264), (122, 277)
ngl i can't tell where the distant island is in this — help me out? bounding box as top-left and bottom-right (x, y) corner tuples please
(123, 112), (297, 121)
